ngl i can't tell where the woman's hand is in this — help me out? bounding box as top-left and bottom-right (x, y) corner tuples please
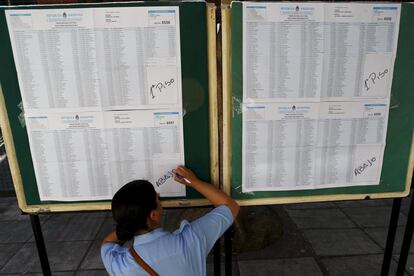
(174, 166), (199, 186)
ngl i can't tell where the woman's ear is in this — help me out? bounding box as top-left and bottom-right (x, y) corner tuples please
(148, 209), (161, 225)
(149, 209), (158, 221)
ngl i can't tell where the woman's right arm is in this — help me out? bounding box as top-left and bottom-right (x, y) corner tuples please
(174, 166), (240, 219)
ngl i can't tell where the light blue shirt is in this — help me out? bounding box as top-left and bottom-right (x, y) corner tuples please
(101, 205), (233, 276)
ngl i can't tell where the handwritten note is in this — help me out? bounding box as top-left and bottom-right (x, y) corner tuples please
(150, 78), (175, 99)
(152, 161), (185, 197)
(361, 54), (392, 98)
(155, 169), (176, 187)
(354, 157), (377, 176)
(147, 67), (178, 105)
(364, 69), (388, 91)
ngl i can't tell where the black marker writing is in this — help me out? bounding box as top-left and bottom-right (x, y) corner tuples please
(354, 157), (377, 176)
(364, 69), (388, 91)
(150, 79), (175, 99)
(156, 169), (177, 187)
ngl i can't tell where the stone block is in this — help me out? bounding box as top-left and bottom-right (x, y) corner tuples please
(287, 209), (356, 229)
(342, 206), (407, 228)
(322, 254), (401, 276)
(238, 258), (323, 276)
(303, 229), (382, 256)
(0, 241), (90, 273)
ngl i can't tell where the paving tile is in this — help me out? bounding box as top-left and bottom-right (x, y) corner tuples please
(36, 214), (53, 225)
(0, 197), (18, 205)
(342, 206), (407, 228)
(76, 270), (108, 276)
(21, 272), (75, 276)
(303, 229), (383, 256)
(0, 243), (23, 268)
(25, 214), (57, 225)
(238, 258), (323, 276)
(366, 227), (414, 253)
(0, 241), (90, 273)
(284, 202), (336, 210)
(401, 197), (413, 216)
(0, 220), (33, 243)
(80, 240), (104, 270)
(206, 262), (239, 276)
(95, 218), (116, 241)
(47, 212), (108, 221)
(0, 200), (27, 221)
(287, 209), (356, 229)
(397, 254), (414, 275)
(335, 198), (394, 208)
(238, 207), (314, 260)
(322, 254), (401, 276)
(236, 235), (313, 260)
(31, 218), (104, 242)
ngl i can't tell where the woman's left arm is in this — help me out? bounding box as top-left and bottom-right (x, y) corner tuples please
(102, 231), (120, 245)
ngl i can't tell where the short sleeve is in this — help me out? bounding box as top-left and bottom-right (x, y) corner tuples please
(188, 205), (234, 253)
(101, 243), (123, 275)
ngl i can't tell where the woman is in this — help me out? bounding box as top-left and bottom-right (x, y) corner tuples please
(101, 166), (239, 276)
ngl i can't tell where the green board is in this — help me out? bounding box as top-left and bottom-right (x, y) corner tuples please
(230, 2), (414, 202)
(0, 1), (211, 207)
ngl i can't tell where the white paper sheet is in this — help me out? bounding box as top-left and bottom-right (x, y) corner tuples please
(26, 110), (185, 201)
(6, 7), (182, 112)
(242, 101), (388, 192)
(243, 3), (400, 103)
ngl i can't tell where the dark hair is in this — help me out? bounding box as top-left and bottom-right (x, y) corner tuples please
(112, 180), (157, 244)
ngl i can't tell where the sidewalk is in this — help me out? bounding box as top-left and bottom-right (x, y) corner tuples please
(0, 195), (413, 275)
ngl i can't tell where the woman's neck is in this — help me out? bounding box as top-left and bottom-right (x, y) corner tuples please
(136, 223), (161, 235)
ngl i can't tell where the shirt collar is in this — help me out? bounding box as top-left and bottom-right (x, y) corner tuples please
(133, 228), (167, 245)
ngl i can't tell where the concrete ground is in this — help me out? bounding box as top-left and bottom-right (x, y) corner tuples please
(0, 195), (413, 275)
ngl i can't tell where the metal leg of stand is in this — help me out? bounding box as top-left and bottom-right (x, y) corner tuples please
(224, 226), (233, 276)
(30, 214), (51, 276)
(381, 198), (402, 276)
(213, 239), (221, 276)
(397, 191), (414, 275)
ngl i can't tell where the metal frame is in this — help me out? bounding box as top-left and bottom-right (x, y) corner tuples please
(382, 174), (414, 275)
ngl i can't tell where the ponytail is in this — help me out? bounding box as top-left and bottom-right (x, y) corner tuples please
(116, 223), (136, 244)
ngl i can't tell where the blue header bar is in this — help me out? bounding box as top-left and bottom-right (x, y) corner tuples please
(154, 112), (179, 115)
(148, 10), (176, 14)
(373, 7), (398, 10)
